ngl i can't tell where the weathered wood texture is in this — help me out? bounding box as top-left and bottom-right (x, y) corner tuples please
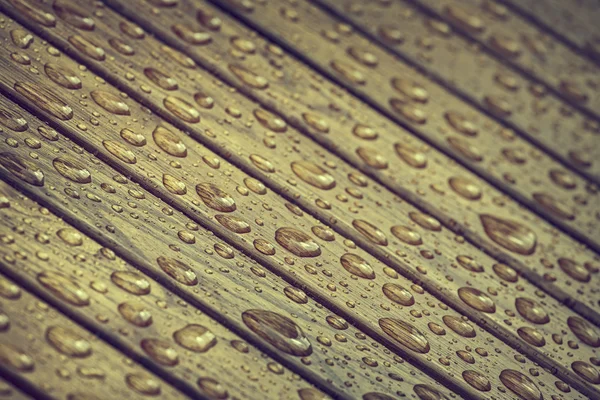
(1, 0), (598, 330)
(310, 0), (600, 183)
(0, 272), (187, 400)
(0, 0), (598, 399)
(0, 184), (324, 399)
(498, 0), (600, 62)
(0, 98), (465, 398)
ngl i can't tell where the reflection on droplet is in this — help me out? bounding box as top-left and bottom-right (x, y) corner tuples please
(111, 271), (151, 295)
(242, 309), (312, 356)
(517, 327), (545, 347)
(141, 338), (179, 366)
(449, 177), (481, 200)
(567, 316), (600, 347)
(340, 253), (375, 279)
(53, 157), (91, 184)
(0, 152), (44, 186)
(394, 143), (428, 168)
(46, 326), (91, 357)
(275, 227), (321, 257)
(382, 283), (414, 306)
(173, 324), (217, 353)
(463, 370), (491, 392)
(291, 161), (336, 190)
(515, 298), (550, 324)
(118, 301), (153, 327)
(196, 183), (237, 212)
(37, 271), (89, 306)
(480, 214), (537, 255)
(44, 63), (82, 90)
(152, 126), (187, 157)
(458, 287), (496, 313)
(229, 65), (268, 89)
(499, 369), (543, 400)
(390, 225), (422, 245)
(572, 361), (600, 384)
(352, 220), (388, 246)
(558, 258), (591, 282)
(14, 82), (73, 120)
(0, 343), (34, 371)
(379, 318), (430, 353)
(197, 377), (228, 399)
(156, 256), (198, 286)
(443, 315), (476, 337)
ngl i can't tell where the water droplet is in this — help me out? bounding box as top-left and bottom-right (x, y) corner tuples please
(572, 361), (600, 384)
(173, 324), (217, 352)
(447, 137), (483, 162)
(444, 5), (484, 33)
(68, 35), (105, 61)
(391, 78), (429, 103)
(228, 65), (268, 89)
(493, 263), (518, 282)
(297, 388), (330, 400)
(549, 169), (576, 189)
(379, 318), (430, 353)
(111, 271), (151, 295)
(141, 338), (179, 366)
(532, 193), (574, 220)
(449, 177), (481, 200)
(242, 309), (312, 356)
(0, 343), (34, 371)
(103, 140), (137, 164)
(444, 111), (478, 136)
(37, 271), (89, 306)
(254, 108), (287, 133)
(352, 219), (388, 246)
(500, 369), (543, 400)
(0, 109), (27, 132)
(409, 212), (442, 231)
(46, 326), (91, 357)
(144, 68), (178, 91)
(194, 183), (236, 213)
(163, 96), (200, 123)
(394, 143), (428, 168)
(171, 23), (212, 45)
(330, 60), (366, 85)
(302, 113), (330, 133)
(515, 298), (549, 324)
(390, 225), (422, 245)
(118, 301), (153, 327)
(382, 283), (414, 306)
(57, 228), (83, 246)
(356, 147), (388, 169)
(390, 99), (427, 124)
(14, 82), (73, 120)
(557, 258), (590, 282)
(489, 35), (521, 58)
(197, 378), (228, 399)
(284, 286), (308, 304)
(458, 287), (496, 313)
(456, 255), (484, 272)
(517, 327), (545, 347)
(291, 161), (336, 190)
(413, 385), (448, 400)
(249, 154), (275, 173)
(8, 0), (56, 27)
(162, 174), (187, 195)
(120, 128), (146, 147)
(156, 256), (198, 285)
(53, 157), (91, 183)
(0, 152), (44, 186)
(126, 373), (161, 396)
(53, 0), (95, 30)
(363, 393), (395, 400)
(151, 126), (187, 157)
(215, 215), (251, 233)
(275, 227), (321, 257)
(443, 315), (476, 337)
(340, 253), (375, 279)
(254, 238), (276, 255)
(568, 316), (600, 347)
(44, 63), (82, 90)
(480, 214), (537, 255)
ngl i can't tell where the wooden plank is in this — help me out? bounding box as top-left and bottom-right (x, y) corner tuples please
(0, 186), (324, 400)
(207, 0), (600, 245)
(0, 18), (596, 400)
(0, 274), (187, 400)
(0, 103), (463, 399)
(0, 376), (33, 400)
(100, 0), (600, 316)
(497, 0), (600, 63)
(309, 0), (600, 183)
(408, 0), (600, 117)
(20, 0), (599, 325)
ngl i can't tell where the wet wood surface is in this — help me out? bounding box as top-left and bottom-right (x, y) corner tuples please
(0, 0), (598, 399)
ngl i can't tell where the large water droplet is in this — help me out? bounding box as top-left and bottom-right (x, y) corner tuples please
(567, 316), (600, 347)
(352, 219), (388, 246)
(340, 253), (375, 279)
(463, 370), (491, 391)
(532, 193), (574, 220)
(242, 309), (312, 356)
(480, 214), (537, 255)
(458, 287), (496, 313)
(53, 0), (95, 30)
(0, 343), (34, 371)
(409, 212), (441, 231)
(291, 161), (336, 190)
(572, 361), (600, 384)
(394, 143), (428, 168)
(103, 140), (137, 164)
(156, 256), (198, 286)
(499, 369), (542, 400)
(228, 65), (268, 89)
(390, 225), (422, 245)
(442, 315), (476, 337)
(14, 82), (73, 120)
(382, 283), (414, 306)
(173, 324), (217, 353)
(379, 318), (430, 353)
(111, 271), (151, 295)
(254, 108), (287, 132)
(152, 126), (187, 157)
(0, 152), (44, 186)
(126, 373), (161, 396)
(413, 385), (448, 400)
(197, 378), (228, 399)
(141, 338), (179, 366)
(44, 63), (82, 90)
(163, 96), (200, 123)
(558, 258), (591, 282)
(515, 298), (550, 324)
(68, 35), (105, 61)
(46, 326), (91, 357)
(449, 177), (481, 200)
(144, 68), (178, 91)
(275, 228), (321, 257)
(118, 301), (153, 327)
(56, 228), (83, 246)
(53, 157), (91, 183)
(215, 215), (251, 233)
(37, 271), (89, 306)
(517, 327), (545, 347)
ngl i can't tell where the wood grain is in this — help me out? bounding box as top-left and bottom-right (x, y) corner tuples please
(311, 0), (600, 183)
(0, 185), (324, 399)
(0, 16), (596, 399)
(0, 273), (187, 400)
(54, 0), (600, 322)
